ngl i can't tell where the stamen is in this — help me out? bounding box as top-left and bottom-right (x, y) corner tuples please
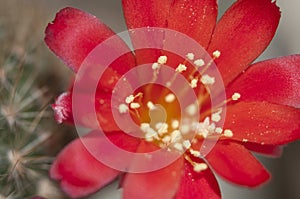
(189, 149), (200, 157)
(130, 102), (140, 109)
(200, 74), (215, 85)
(195, 117), (216, 138)
(193, 163), (208, 172)
(210, 93), (241, 114)
(157, 55), (167, 64)
(173, 143), (183, 151)
(140, 123), (158, 142)
(211, 109), (222, 122)
(140, 123), (150, 132)
(152, 57), (165, 82)
(166, 81), (172, 87)
(195, 51), (220, 76)
(176, 64), (187, 73)
(162, 135), (171, 143)
(125, 93), (143, 104)
(165, 93), (176, 103)
(180, 124), (190, 134)
(152, 62), (160, 70)
(194, 59), (205, 67)
(171, 120), (179, 129)
(208, 123), (216, 133)
(182, 140), (191, 149)
(125, 95), (135, 104)
(190, 78), (198, 88)
(215, 127), (223, 134)
(185, 103), (197, 116)
(145, 128), (158, 141)
(118, 104), (128, 114)
(170, 130), (182, 143)
(212, 50), (221, 58)
(223, 129), (233, 137)
(232, 92), (241, 101)
(186, 53), (195, 61)
(147, 101), (155, 110)
(155, 122), (168, 135)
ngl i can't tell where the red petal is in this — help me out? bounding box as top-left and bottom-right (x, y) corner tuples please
(104, 131), (141, 153)
(208, 0), (280, 86)
(175, 160), (221, 199)
(122, 0), (173, 64)
(50, 134), (120, 198)
(243, 142), (283, 158)
(206, 141), (270, 187)
(227, 55), (300, 108)
(168, 0), (217, 48)
(222, 101), (300, 145)
(122, 0), (172, 29)
(45, 7), (135, 73)
(122, 141), (184, 199)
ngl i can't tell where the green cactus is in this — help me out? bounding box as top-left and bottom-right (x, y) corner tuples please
(0, 1), (72, 198)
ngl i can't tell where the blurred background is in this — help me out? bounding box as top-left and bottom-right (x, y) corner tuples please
(0, 0), (299, 198)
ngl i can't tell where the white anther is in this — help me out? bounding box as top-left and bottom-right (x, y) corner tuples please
(152, 62), (160, 70)
(211, 109), (222, 122)
(147, 101), (155, 110)
(211, 113), (221, 122)
(146, 128), (157, 137)
(170, 130), (182, 143)
(242, 138), (248, 142)
(157, 55), (167, 64)
(173, 143), (183, 151)
(190, 78), (198, 88)
(118, 104), (128, 114)
(215, 127), (223, 134)
(199, 129), (209, 138)
(165, 93), (176, 103)
(155, 122), (168, 135)
(193, 163), (208, 172)
(140, 123), (150, 132)
(145, 128), (158, 141)
(162, 135), (171, 143)
(186, 53), (195, 60)
(200, 74), (215, 85)
(176, 64), (187, 73)
(125, 95), (135, 104)
(145, 136), (153, 142)
(166, 81), (172, 87)
(203, 117), (210, 126)
(185, 103), (197, 116)
(182, 140), (191, 149)
(171, 120), (179, 129)
(208, 123), (216, 132)
(232, 92), (241, 101)
(130, 102), (140, 109)
(224, 129), (233, 137)
(194, 59), (205, 67)
(212, 50), (221, 58)
(180, 124), (190, 135)
(196, 117), (211, 138)
(190, 149), (201, 157)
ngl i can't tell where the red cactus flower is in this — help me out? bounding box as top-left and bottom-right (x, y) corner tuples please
(45, 0), (300, 198)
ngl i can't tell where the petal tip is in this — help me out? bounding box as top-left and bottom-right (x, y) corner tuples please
(52, 92), (72, 124)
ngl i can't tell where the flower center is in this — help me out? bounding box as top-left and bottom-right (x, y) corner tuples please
(117, 52), (241, 172)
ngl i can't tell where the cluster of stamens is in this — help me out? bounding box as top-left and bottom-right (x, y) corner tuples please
(117, 51), (241, 172)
